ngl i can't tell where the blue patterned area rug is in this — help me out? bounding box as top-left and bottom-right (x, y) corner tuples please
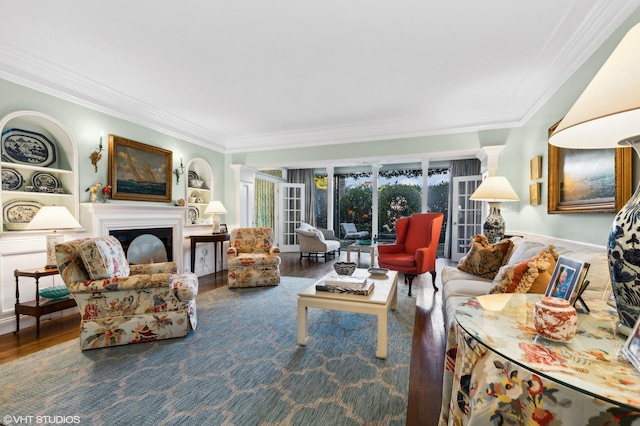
(0, 276), (415, 425)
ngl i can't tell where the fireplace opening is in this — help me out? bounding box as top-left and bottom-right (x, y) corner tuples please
(109, 227), (173, 264)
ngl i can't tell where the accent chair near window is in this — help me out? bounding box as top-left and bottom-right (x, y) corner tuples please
(295, 222), (341, 260)
(377, 213), (444, 296)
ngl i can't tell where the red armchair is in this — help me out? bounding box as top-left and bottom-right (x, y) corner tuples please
(377, 213), (444, 296)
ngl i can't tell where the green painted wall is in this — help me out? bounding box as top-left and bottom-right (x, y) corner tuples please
(0, 79), (225, 205)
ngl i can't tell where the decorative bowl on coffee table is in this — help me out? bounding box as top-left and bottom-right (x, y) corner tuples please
(334, 262), (357, 276)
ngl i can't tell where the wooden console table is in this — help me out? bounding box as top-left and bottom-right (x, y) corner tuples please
(189, 233), (228, 274)
(14, 268), (76, 337)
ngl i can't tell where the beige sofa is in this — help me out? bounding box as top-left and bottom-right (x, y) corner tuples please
(441, 232), (611, 331)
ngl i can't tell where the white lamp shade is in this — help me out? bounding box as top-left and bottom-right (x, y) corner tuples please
(549, 22), (640, 149)
(470, 176), (519, 202)
(26, 206), (82, 231)
(205, 201), (227, 215)
(25, 206), (81, 269)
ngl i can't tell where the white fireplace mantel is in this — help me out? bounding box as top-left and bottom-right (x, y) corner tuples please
(80, 203), (188, 272)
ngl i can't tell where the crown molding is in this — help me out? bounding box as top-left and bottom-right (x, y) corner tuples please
(0, 42), (227, 152)
(0, 1), (637, 155)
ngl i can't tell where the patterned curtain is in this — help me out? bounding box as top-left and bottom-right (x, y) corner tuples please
(445, 159), (481, 258)
(255, 178), (275, 228)
(288, 169), (317, 227)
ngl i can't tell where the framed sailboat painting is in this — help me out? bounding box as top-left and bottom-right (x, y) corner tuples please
(108, 135), (173, 202)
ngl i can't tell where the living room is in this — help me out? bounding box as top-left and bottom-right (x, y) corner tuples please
(2, 2), (640, 425)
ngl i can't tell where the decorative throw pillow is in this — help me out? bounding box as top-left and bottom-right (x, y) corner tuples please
(524, 247), (559, 293)
(489, 261), (529, 294)
(489, 246), (559, 294)
(457, 234), (514, 279)
(54, 238), (92, 284)
(80, 236), (130, 280)
(298, 222), (313, 232)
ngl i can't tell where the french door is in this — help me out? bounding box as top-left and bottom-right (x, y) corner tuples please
(278, 183), (305, 252)
(450, 175), (483, 262)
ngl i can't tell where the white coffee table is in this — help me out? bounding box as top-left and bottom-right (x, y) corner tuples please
(297, 269), (398, 359)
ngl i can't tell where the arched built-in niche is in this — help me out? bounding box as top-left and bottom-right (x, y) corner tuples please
(184, 157), (213, 226)
(0, 110), (79, 232)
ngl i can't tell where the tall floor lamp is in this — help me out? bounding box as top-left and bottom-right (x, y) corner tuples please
(26, 206), (82, 269)
(470, 176), (519, 243)
(549, 22), (640, 334)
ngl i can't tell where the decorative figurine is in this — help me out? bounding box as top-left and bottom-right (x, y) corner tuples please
(86, 183), (101, 203)
(102, 185), (112, 203)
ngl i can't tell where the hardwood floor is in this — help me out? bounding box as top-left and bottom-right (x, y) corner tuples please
(0, 252), (449, 426)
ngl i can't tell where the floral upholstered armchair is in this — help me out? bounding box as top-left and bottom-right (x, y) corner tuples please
(55, 236), (198, 350)
(227, 228), (281, 288)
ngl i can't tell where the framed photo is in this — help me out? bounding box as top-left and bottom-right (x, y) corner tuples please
(219, 223), (228, 234)
(544, 256), (584, 302)
(547, 121), (632, 213)
(530, 155), (542, 180)
(529, 182), (541, 205)
(623, 316), (640, 374)
(108, 135), (172, 202)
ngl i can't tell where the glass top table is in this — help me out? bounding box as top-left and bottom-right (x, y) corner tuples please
(455, 293), (640, 411)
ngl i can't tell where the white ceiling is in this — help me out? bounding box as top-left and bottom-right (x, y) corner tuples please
(1, 1), (639, 154)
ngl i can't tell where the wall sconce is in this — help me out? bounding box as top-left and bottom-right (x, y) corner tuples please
(89, 133), (104, 173)
(174, 156), (185, 183)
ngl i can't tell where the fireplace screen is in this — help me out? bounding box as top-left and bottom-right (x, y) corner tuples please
(109, 227), (173, 264)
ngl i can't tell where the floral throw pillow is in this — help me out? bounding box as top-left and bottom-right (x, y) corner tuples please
(79, 236), (130, 280)
(457, 234), (514, 279)
(489, 246), (559, 294)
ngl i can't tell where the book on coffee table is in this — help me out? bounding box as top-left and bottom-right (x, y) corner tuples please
(323, 275), (368, 288)
(316, 280), (375, 296)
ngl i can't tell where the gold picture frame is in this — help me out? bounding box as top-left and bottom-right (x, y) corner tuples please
(108, 135), (173, 203)
(529, 183), (541, 205)
(547, 122), (632, 214)
(530, 155), (542, 180)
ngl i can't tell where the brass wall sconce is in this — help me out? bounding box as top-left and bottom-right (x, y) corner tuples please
(90, 133), (104, 173)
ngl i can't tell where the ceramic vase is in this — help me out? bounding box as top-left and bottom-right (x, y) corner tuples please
(483, 203), (504, 243)
(533, 297), (577, 342)
(608, 140), (640, 333)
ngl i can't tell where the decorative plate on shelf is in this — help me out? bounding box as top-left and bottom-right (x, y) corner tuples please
(3, 199), (43, 230)
(187, 206), (199, 224)
(32, 172), (61, 193)
(188, 171), (199, 180)
(1, 168), (23, 191)
(1, 128), (57, 167)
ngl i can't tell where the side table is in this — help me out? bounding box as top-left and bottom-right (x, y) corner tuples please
(14, 268), (76, 337)
(440, 293), (640, 424)
(346, 243), (377, 266)
(189, 233), (228, 274)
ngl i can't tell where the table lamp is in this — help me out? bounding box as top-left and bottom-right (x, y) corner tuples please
(205, 201), (227, 234)
(470, 176), (519, 243)
(549, 22), (640, 334)
(26, 205), (82, 269)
